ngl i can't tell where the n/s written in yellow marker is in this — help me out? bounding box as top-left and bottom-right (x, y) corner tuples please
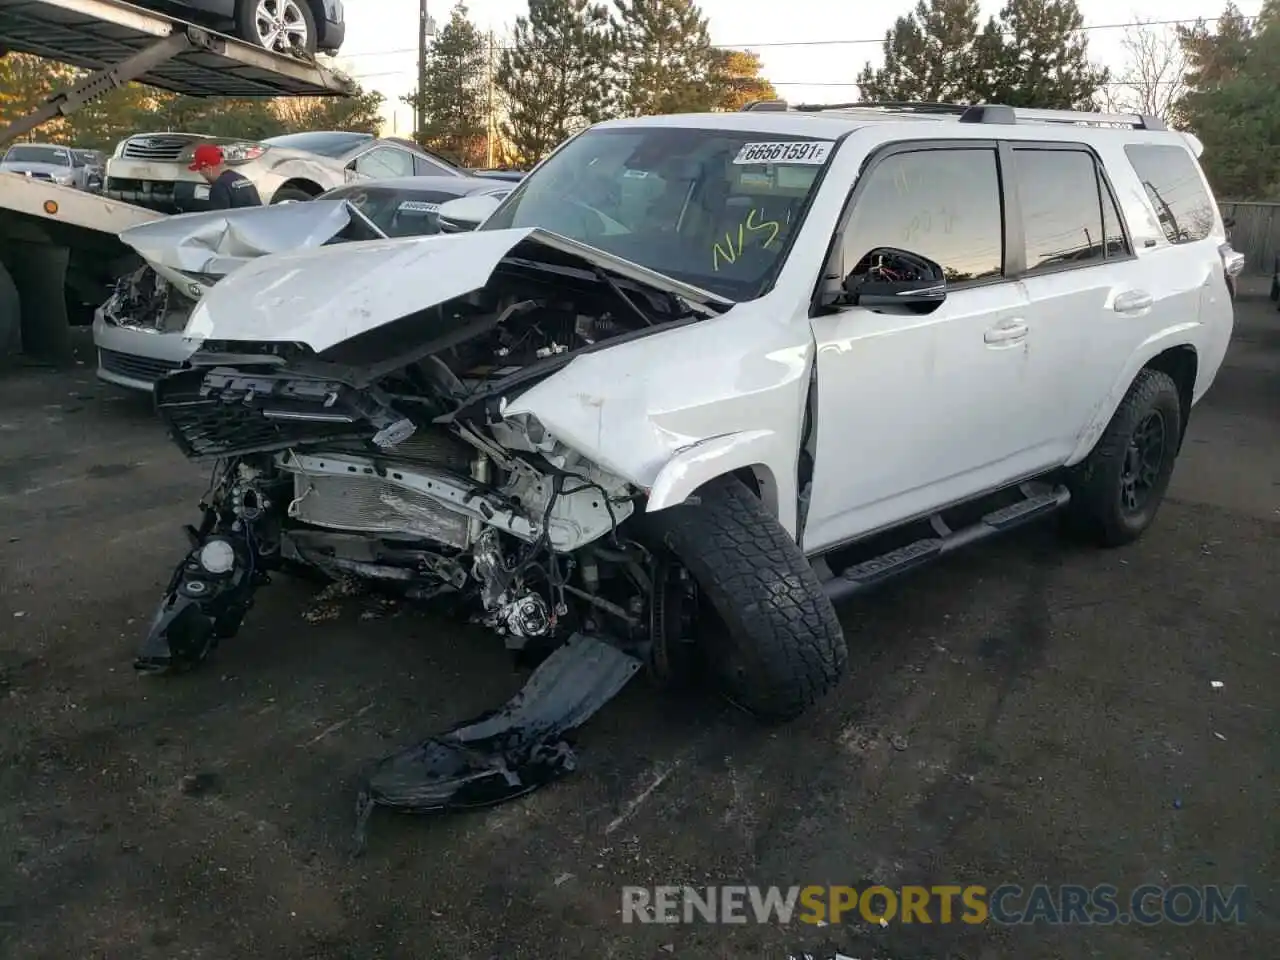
(713, 209), (780, 270)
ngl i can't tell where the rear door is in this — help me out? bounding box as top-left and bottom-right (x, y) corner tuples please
(1001, 143), (1142, 457)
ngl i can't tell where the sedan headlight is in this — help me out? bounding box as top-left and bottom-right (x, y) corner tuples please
(222, 142), (267, 163)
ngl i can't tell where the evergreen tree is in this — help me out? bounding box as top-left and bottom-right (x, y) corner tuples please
(495, 0), (616, 166)
(855, 0), (985, 103)
(1176, 1), (1280, 199)
(402, 2), (488, 164)
(973, 0), (1108, 109)
(710, 49), (777, 111)
(612, 0), (719, 115)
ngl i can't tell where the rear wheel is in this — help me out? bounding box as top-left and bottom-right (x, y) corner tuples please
(1064, 368), (1183, 547)
(236, 0), (317, 56)
(643, 475), (848, 722)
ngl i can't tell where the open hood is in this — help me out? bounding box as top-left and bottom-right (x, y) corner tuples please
(183, 226), (733, 352)
(116, 199), (383, 292)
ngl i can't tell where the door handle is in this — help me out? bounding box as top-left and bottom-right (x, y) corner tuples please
(1113, 290), (1153, 313)
(984, 319), (1028, 344)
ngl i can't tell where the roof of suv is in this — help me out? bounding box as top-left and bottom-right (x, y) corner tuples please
(592, 102), (1199, 152)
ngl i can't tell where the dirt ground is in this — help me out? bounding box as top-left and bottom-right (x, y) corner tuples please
(0, 292), (1276, 960)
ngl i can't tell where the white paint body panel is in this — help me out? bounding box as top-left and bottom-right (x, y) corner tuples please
(182, 109), (1235, 557)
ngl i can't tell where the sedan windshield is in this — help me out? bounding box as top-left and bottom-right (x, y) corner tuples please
(480, 126), (836, 300)
(3, 145), (71, 166)
(325, 185), (506, 237)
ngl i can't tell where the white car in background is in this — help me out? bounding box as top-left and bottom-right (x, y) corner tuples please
(104, 131), (468, 213)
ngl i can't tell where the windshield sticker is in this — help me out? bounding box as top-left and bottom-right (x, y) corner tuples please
(733, 141), (832, 165)
(398, 200), (440, 214)
(712, 208), (782, 270)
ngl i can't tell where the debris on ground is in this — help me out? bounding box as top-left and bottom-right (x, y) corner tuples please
(301, 577), (366, 624)
(1210, 680), (1224, 689)
(353, 633), (641, 853)
(179, 772), (220, 796)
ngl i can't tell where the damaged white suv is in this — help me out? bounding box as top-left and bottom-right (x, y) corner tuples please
(139, 102), (1240, 730)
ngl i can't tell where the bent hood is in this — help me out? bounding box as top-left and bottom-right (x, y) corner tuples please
(183, 226), (733, 351)
(116, 199), (382, 292)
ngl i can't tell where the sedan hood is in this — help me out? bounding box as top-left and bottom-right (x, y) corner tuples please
(184, 226), (733, 352)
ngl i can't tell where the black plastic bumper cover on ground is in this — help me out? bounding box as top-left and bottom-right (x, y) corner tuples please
(353, 633), (642, 850)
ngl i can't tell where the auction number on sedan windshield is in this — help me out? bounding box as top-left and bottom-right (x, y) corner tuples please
(733, 140), (833, 165)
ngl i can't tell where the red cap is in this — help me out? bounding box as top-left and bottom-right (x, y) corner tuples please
(188, 143), (224, 171)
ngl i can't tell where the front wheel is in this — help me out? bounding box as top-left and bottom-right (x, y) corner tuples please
(236, 0), (317, 56)
(1063, 368), (1183, 547)
(643, 476), (848, 722)
(271, 185), (315, 204)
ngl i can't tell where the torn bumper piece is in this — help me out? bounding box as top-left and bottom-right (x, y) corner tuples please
(354, 633), (641, 847)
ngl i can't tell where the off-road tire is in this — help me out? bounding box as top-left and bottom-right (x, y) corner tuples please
(1064, 368), (1183, 547)
(644, 475), (848, 722)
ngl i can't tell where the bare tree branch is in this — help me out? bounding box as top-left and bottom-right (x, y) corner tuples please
(1099, 16), (1187, 121)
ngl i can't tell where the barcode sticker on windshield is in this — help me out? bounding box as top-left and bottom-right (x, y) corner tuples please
(398, 200), (440, 214)
(733, 141), (833, 165)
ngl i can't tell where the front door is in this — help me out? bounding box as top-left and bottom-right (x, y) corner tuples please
(803, 144), (1049, 555)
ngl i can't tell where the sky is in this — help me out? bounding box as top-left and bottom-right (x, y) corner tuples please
(327, 0), (1264, 136)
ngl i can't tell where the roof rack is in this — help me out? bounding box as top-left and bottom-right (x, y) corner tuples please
(737, 98), (1167, 131)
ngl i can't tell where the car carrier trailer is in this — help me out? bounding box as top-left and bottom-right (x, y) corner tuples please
(0, 0), (354, 364)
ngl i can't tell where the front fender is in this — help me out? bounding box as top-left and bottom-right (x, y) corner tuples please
(646, 430), (796, 538)
(1067, 322), (1200, 465)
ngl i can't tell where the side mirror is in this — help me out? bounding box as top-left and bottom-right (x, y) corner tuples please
(843, 247), (947, 312)
(437, 193), (502, 233)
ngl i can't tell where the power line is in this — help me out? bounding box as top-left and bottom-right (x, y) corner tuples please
(338, 13), (1248, 60)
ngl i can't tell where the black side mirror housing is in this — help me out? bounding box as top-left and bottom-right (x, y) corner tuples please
(843, 247), (947, 313)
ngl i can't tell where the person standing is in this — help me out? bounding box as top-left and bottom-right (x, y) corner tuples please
(188, 144), (263, 209)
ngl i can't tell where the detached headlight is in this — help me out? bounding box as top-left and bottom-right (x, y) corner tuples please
(222, 142), (267, 164)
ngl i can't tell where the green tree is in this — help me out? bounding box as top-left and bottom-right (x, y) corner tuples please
(276, 85), (385, 134)
(65, 83), (158, 150)
(402, 2), (487, 164)
(856, 0), (985, 103)
(710, 49), (777, 111)
(0, 54), (77, 141)
(612, 0), (718, 115)
(1176, 1), (1280, 199)
(973, 0), (1108, 109)
(496, 0), (616, 165)
(147, 95), (287, 140)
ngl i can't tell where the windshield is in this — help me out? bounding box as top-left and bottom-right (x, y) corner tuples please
(262, 131), (372, 158)
(325, 185), (496, 237)
(4, 145), (71, 166)
(480, 126), (835, 300)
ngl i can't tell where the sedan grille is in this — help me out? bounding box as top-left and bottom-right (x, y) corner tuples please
(121, 136), (197, 162)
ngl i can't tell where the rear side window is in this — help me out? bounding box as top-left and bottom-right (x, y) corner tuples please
(842, 147), (1004, 283)
(1010, 148), (1129, 272)
(1124, 144), (1215, 244)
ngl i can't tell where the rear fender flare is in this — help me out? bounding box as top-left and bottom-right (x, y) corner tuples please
(645, 430), (794, 537)
(1067, 324), (1200, 466)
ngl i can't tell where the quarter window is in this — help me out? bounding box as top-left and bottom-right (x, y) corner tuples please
(1011, 148), (1107, 272)
(1124, 143), (1215, 244)
(842, 148), (1004, 284)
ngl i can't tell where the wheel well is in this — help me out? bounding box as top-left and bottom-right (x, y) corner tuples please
(1143, 345), (1197, 449)
(730, 465), (780, 516)
(273, 179), (323, 201)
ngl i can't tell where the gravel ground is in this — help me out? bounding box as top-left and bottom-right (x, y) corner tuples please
(0, 293), (1276, 960)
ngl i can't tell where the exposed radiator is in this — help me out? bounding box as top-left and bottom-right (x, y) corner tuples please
(290, 471), (472, 548)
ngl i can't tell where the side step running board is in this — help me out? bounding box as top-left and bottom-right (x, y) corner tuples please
(822, 484), (1070, 603)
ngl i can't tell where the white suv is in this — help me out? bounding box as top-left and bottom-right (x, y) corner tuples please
(134, 102), (1241, 729)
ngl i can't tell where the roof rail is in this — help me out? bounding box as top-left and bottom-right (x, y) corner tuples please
(958, 104), (1167, 131)
(794, 100), (970, 116)
(740, 100), (790, 112)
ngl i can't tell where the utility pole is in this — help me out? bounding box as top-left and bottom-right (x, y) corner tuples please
(486, 30), (495, 168)
(416, 0), (429, 141)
